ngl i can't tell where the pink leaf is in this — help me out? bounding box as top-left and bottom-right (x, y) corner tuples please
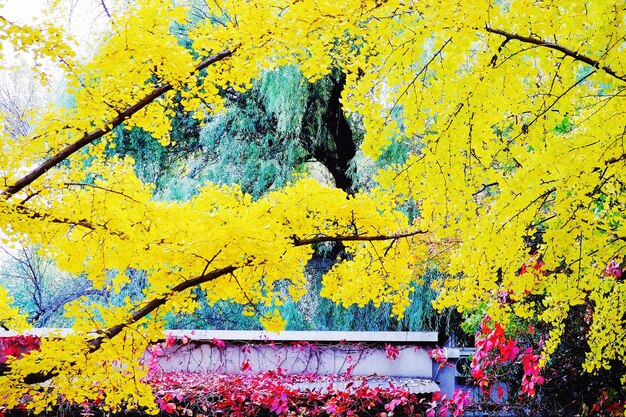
(384, 344), (400, 360)
(211, 338), (226, 348)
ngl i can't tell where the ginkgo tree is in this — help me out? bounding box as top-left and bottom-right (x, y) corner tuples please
(0, 0), (625, 413)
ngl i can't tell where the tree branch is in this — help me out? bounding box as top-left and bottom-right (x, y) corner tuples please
(485, 26), (626, 83)
(472, 182), (499, 196)
(20, 264), (238, 384)
(1, 49), (233, 198)
(292, 229), (427, 246)
(11, 225), (429, 384)
(88, 264), (238, 352)
(13, 205), (128, 240)
(99, 0), (112, 19)
(605, 153), (626, 165)
(498, 187), (556, 232)
(36, 288), (108, 327)
(382, 37), (452, 127)
(64, 182), (142, 204)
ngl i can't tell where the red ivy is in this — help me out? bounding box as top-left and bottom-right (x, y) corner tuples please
(0, 335), (41, 364)
(145, 370), (429, 417)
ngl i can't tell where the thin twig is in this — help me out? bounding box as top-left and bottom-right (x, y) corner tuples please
(64, 182), (142, 203)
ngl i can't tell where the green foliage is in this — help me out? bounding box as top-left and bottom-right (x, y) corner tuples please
(554, 117), (574, 135)
(291, 261), (441, 332)
(159, 261), (442, 332)
(109, 100), (205, 199)
(259, 66), (309, 136)
(196, 81), (309, 199)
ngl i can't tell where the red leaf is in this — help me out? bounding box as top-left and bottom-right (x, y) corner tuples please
(384, 344), (400, 360)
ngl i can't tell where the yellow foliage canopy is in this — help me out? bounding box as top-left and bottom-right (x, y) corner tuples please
(0, 0), (625, 411)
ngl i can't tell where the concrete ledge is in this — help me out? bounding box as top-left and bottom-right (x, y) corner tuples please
(154, 340), (435, 378)
(0, 329), (438, 343)
(1, 329), (448, 392)
(166, 330), (439, 343)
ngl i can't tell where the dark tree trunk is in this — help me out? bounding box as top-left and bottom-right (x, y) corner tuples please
(319, 73), (356, 193)
(300, 71), (357, 195)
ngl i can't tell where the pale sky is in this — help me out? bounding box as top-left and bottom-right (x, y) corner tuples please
(1, 0), (111, 49)
(0, 1), (47, 24)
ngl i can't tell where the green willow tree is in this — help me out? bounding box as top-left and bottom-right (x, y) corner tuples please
(110, 66), (361, 199)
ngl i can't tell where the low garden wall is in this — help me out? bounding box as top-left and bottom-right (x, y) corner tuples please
(1, 328), (478, 415)
(152, 330), (443, 394)
(0, 329), (474, 395)
(158, 330), (435, 376)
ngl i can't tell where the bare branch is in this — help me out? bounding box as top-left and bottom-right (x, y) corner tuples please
(99, 0), (112, 19)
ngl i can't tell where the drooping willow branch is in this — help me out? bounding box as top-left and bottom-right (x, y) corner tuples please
(1, 48), (233, 198)
(485, 26), (626, 83)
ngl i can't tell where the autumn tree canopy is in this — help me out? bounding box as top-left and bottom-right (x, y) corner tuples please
(0, 0), (625, 412)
